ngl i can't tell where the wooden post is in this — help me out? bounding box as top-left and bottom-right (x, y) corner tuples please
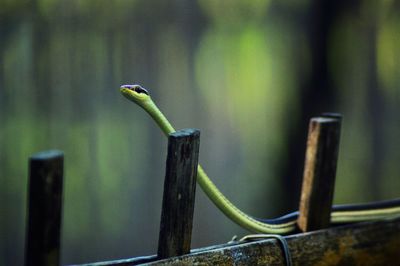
(157, 129), (200, 259)
(298, 117), (341, 232)
(25, 150), (64, 266)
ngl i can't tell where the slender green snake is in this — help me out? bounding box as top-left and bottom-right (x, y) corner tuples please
(120, 84), (400, 234)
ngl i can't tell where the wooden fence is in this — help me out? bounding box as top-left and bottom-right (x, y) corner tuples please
(24, 114), (400, 265)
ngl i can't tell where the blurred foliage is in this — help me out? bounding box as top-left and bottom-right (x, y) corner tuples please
(0, 0), (399, 265)
(198, 0), (271, 24)
(195, 24), (298, 209)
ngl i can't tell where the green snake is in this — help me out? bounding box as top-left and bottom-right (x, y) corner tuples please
(120, 84), (400, 234)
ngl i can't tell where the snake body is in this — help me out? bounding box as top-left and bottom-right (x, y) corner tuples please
(120, 84), (400, 234)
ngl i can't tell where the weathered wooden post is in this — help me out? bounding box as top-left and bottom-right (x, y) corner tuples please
(25, 150), (64, 266)
(157, 129), (200, 259)
(298, 115), (341, 232)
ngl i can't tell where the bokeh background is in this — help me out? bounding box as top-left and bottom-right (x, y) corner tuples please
(1, 0), (399, 265)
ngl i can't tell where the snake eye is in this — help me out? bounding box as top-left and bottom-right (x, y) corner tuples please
(134, 86), (149, 95)
(121, 84), (149, 95)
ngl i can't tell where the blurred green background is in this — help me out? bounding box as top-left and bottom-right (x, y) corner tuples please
(1, 0), (399, 265)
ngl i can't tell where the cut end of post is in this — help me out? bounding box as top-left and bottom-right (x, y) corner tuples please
(170, 129), (200, 139)
(311, 117), (338, 123)
(321, 112), (342, 120)
(30, 150), (64, 161)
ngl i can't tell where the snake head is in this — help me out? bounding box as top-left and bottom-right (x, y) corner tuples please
(120, 84), (151, 106)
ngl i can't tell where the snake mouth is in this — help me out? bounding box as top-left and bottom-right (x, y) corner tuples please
(120, 84), (149, 95)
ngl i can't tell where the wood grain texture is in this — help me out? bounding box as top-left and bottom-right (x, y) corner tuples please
(25, 150), (64, 266)
(148, 217), (400, 266)
(76, 217), (400, 265)
(298, 117), (341, 232)
(157, 129), (200, 259)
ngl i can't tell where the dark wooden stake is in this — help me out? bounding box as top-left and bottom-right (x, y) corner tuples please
(25, 150), (64, 266)
(298, 117), (341, 232)
(157, 129), (200, 259)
